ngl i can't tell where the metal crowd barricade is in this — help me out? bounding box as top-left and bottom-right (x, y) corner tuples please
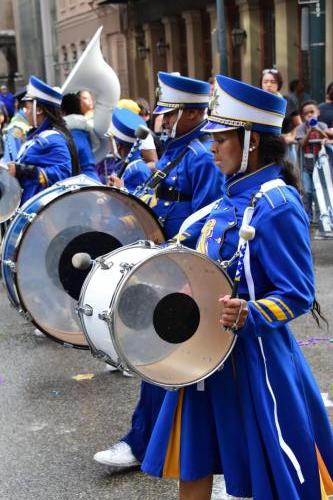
(295, 139), (333, 238)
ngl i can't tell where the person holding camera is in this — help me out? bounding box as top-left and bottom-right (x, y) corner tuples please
(295, 100), (333, 222)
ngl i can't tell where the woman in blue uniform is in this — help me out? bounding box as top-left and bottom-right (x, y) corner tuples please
(141, 76), (333, 499)
(8, 76), (77, 203)
(61, 92), (100, 182)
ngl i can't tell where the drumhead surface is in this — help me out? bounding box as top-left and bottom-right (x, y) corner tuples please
(15, 186), (164, 348)
(0, 166), (21, 223)
(111, 248), (235, 387)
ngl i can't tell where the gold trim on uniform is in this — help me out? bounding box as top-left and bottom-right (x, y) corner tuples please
(257, 299), (288, 321)
(252, 301), (273, 322)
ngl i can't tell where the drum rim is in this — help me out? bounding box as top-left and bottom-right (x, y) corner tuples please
(0, 166), (22, 223)
(109, 243), (236, 389)
(10, 186), (165, 349)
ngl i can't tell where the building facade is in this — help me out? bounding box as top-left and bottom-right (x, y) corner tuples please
(0, 0), (17, 89)
(55, 0), (333, 106)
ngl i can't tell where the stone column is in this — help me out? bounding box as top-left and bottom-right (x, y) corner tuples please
(207, 4), (219, 76)
(182, 10), (204, 79)
(274, 0), (298, 94)
(162, 16), (181, 72)
(143, 21), (166, 105)
(326, 0), (333, 87)
(126, 28), (149, 100)
(236, 0), (260, 84)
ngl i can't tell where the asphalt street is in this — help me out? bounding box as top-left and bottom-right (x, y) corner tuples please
(0, 239), (332, 500)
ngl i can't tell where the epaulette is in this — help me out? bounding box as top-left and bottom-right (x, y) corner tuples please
(188, 138), (210, 156)
(260, 185), (288, 210)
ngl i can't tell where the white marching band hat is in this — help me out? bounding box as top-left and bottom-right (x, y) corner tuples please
(154, 71), (210, 115)
(202, 75), (287, 172)
(23, 75), (63, 108)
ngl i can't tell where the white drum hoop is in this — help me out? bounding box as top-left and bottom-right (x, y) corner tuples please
(78, 241), (236, 388)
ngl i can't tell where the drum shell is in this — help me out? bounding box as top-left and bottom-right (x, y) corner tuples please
(78, 244), (160, 365)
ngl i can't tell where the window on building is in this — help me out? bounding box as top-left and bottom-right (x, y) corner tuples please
(179, 17), (188, 76)
(260, 0), (276, 70)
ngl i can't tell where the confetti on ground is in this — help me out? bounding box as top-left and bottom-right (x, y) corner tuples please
(0, 375), (4, 384)
(72, 373), (95, 381)
(298, 336), (333, 347)
(51, 390), (61, 397)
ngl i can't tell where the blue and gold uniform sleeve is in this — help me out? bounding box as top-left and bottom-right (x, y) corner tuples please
(39, 134), (73, 185)
(238, 201), (315, 336)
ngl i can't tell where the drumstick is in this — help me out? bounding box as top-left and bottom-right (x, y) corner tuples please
(117, 125), (150, 179)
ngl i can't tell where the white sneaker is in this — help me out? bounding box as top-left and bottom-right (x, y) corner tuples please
(93, 441), (140, 467)
(33, 328), (46, 338)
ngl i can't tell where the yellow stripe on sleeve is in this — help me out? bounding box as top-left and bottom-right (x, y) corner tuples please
(252, 301), (273, 322)
(162, 389), (184, 479)
(257, 299), (288, 321)
(267, 297), (295, 319)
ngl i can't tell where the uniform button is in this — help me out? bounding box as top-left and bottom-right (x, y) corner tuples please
(168, 187), (173, 191)
(164, 202), (170, 206)
(228, 221), (234, 226)
(172, 176), (177, 180)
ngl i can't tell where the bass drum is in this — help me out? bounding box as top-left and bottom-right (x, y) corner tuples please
(0, 165), (21, 223)
(78, 241), (236, 388)
(1, 178), (165, 348)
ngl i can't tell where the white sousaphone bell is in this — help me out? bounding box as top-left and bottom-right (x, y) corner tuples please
(61, 26), (121, 162)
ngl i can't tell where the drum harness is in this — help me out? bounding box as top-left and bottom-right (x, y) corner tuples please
(134, 135), (211, 202)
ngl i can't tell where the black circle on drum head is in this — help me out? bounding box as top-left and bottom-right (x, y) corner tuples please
(57, 231), (121, 300)
(153, 292), (200, 344)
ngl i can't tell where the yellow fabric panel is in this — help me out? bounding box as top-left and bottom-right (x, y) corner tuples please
(258, 299), (288, 321)
(267, 296), (294, 319)
(316, 445), (333, 496)
(38, 170), (48, 187)
(162, 389), (184, 479)
(252, 301), (273, 322)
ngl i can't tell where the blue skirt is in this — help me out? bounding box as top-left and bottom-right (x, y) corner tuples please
(141, 327), (333, 499)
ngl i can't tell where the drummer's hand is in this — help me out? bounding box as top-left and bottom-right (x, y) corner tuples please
(7, 162), (16, 177)
(108, 175), (124, 188)
(219, 295), (249, 330)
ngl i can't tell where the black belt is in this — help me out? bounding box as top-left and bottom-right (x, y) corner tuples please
(156, 184), (191, 202)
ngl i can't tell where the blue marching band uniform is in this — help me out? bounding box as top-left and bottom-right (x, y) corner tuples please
(140, 76), (333, 499)
(107, 107), (151, 192)
(13, 76), (72, 204)
(107, 73), (224, 464)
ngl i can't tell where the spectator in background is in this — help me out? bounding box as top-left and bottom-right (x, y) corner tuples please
(286, 79), (311, 117)
(259, 68), (284, 97)
(0, 104), (9, 157)
(0, 84), (15, 119)
(296, 100), (330, 222)
(319, 81), (333, 128)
